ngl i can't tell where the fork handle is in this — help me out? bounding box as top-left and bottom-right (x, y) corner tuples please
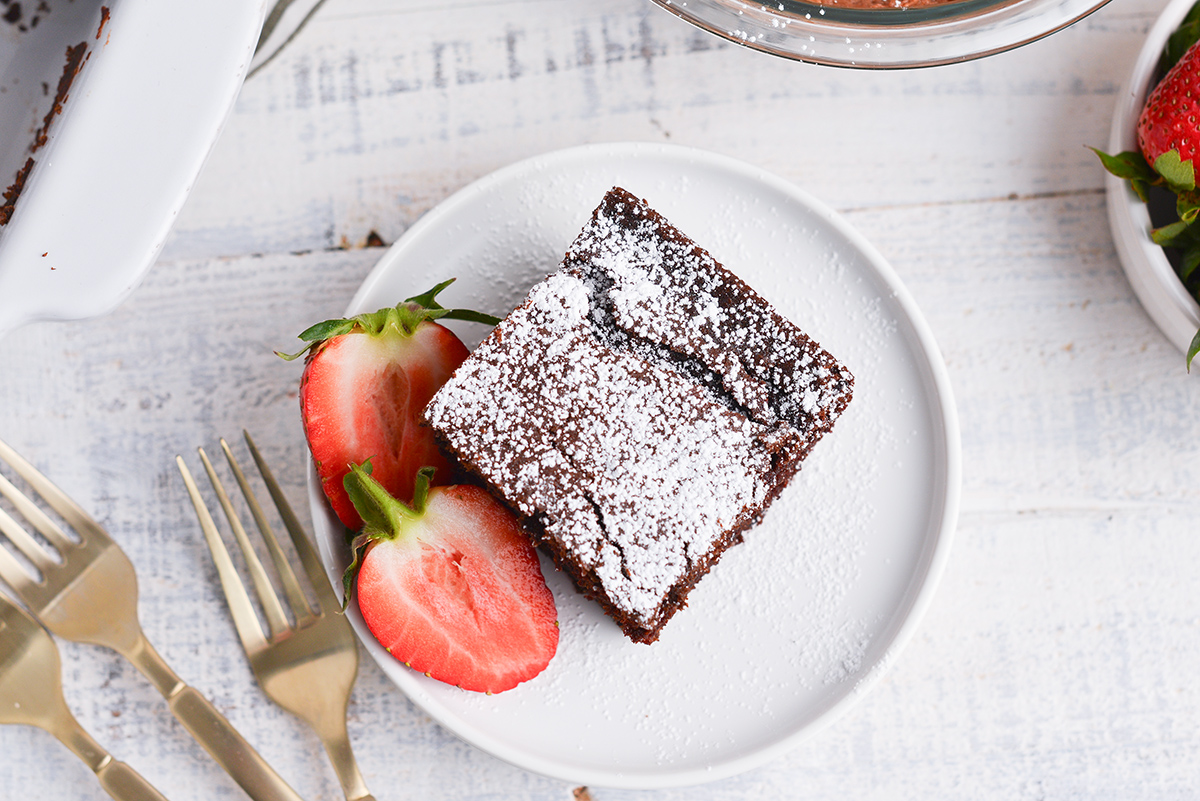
(50, 707), (170, 801)
(314, 715), (375, 801)
(168, 686), (307, 801)
(125, 636), (306, 801)
(95, 759), (172, 801)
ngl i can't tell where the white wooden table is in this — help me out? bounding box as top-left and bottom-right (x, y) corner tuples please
(2, 0), (1197, 798)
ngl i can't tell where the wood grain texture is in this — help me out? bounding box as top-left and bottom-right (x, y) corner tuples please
(3, 0), (1200, 797)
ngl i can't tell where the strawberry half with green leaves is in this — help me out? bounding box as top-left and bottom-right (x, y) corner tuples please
(343, 463), (559, 694)
(280, 280), (499, 530)
(1094, 28), (1200, 369)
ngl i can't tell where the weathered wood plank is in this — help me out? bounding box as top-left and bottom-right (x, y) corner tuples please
(164, 0), (1159, 262)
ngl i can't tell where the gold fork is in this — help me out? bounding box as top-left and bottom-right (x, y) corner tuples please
(176, 433), (374, 801)
(0, 436), (304, 801)
(0, 592), (169, 801)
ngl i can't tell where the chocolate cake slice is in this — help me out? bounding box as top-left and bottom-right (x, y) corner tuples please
(423, 187), (854, 644)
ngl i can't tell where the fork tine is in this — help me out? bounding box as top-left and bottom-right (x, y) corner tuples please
(176, 455), (271, 654)
(219, 439), (314, 625)
(242, 431), (342, 613)
(0, 504), (58, 576)
(0, 437), (104, 543)
(195, 447), (293, 639)
(0, 520), (40, 596)
(0, 472), (76, 553)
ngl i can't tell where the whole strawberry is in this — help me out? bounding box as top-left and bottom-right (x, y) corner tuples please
(1138, 40), (1200, 166)
(280, 280), (498, 530)
(343, 464), (559, 693)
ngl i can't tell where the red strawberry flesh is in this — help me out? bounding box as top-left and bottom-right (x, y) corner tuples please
(347, 468), (559, 694)
(300, 320), (466, 530)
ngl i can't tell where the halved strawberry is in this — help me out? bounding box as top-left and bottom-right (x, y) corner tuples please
(343, 464), (559, 694)
(280, 280), (498, 530)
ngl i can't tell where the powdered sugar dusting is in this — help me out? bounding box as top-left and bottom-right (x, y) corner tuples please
(426, 269), (785, 626)
(571, 191), (853, 436)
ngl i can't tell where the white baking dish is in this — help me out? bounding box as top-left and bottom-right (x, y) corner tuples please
(0, 0), (268, 339)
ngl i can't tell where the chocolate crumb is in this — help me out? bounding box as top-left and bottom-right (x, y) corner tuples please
(32, 41), (88, 151)
(0, 158), (34, 226)
(0, 37), (87, 226)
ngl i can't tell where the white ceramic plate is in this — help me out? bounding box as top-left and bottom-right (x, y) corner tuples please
(1106, 0), (1200, 357)
(310, 142), (961, 789)
(0, 0), (268, 341)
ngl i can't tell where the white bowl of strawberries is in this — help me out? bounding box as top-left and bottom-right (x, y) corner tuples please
(1103, 0), (1200, 368)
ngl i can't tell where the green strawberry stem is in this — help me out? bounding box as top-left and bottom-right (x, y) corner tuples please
(340, 463), (436, 608)
(277, 278), (501, 361)
(1090, 147), (1158, 203)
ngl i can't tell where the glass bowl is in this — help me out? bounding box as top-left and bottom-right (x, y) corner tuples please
(648, 0), (1112, 68)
